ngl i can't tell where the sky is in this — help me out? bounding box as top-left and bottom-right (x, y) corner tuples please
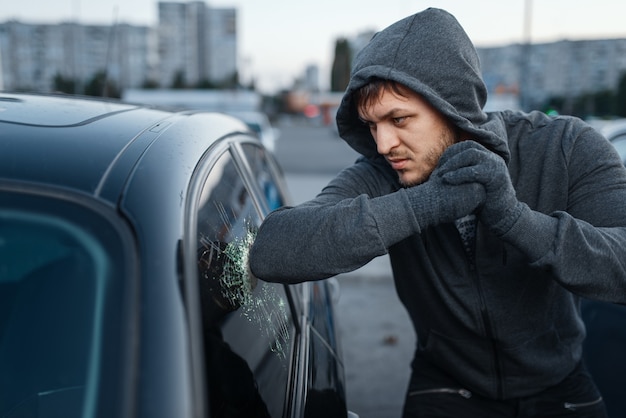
(2, 0), (626, 93)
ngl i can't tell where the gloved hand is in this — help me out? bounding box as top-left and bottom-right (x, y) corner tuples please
(441, 140), (523, 236)
(405, 141), (486, 231)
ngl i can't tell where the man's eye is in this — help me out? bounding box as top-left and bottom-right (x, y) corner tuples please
(393, 117), (406, 124)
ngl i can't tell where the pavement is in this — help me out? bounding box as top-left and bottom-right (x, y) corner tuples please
(285, 173), (416, 418)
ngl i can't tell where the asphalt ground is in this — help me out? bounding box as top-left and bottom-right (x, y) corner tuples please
(273, 120), (416, 418)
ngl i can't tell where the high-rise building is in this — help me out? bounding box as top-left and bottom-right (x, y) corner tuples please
(0, 1), (237, 93)
(158, 1), (237, 88)
(0, 21), (154, 92)
(477, 38), (626, 111)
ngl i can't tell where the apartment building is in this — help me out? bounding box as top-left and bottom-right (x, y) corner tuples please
(477, 38), (626, 110)
(0, 1), (236, 92)
(158, 2), (237, 87)
(0, 21), (155, 92)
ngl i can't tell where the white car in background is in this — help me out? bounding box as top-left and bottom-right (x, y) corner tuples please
(227, 111), (280, 153)
(588, 118), (626, 165)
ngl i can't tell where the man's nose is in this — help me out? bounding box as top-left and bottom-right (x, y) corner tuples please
(375, 125), (399, 155)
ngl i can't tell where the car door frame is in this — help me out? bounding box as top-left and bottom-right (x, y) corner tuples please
(181, 133), (308, 418)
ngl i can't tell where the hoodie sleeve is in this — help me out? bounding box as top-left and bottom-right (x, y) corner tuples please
(249, 160), (420, 283)
(498, 125), (626, 303)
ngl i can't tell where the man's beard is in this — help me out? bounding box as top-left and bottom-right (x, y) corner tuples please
(398, 128), (458, 187)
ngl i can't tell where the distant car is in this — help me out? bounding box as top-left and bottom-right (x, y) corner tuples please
(0, 93), (349, 418)
(584, 117), (626, 417)
(226, 111), (280, 152)
(588, 118), (626, 165)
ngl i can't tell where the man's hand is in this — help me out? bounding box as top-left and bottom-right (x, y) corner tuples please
(405, 142), (486, 230)
(441, 140), (523, 236)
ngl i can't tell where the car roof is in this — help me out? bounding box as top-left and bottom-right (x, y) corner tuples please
(588, 118), (626, 139)
(0, 93), (249, 204)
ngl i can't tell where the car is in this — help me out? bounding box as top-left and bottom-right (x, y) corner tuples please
(581, 299), (626, 418)
(0, 93), (350, 418)
(583, 118), (626, 417)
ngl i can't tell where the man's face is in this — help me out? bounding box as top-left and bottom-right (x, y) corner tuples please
(358, 86), (458, 187)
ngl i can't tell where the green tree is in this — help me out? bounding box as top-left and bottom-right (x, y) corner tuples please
(171, 70), (186, 89)
(331, 38), (352, 92)
(616, 72), (626, 117)
(84, 70), (120, 98)
(52, 73), (77, 94)
(196, 78), (217, 89)
(592, 90), (615, 117)
(142, 78), (160, 89)
(217, 71), (239, 89)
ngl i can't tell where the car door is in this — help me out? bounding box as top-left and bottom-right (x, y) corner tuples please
(236, 141), (347, 418)
(183, 135), (347, 418)
(184, 136), (299, 418)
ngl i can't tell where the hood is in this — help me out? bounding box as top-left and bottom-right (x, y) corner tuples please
(336, 8), (509, 162)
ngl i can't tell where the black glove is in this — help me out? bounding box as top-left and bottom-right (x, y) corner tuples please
(441, 140), (523, 236)
(405, 142), (486, 231)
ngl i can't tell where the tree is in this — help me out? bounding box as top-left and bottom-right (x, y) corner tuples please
(331, 38), (352, 92)
(84, 70), (120, 98)
(171, 70), (186, 89)
(142, 79), (160, 89)
(616, 72), (626, 117)
(592, 90), (615, 117)
(52, 73), (77, 94)
(216, 71), (239, 89)
(196, 79), (217, 89)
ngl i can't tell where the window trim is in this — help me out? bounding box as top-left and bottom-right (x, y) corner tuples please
(181, 136), (233, 418)
(230, 140), (310, 418)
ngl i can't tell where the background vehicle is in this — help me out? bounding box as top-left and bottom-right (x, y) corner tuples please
(0, 93), (348, 418)
(584, 118), (626, 418)
(226, 110), (280, 153)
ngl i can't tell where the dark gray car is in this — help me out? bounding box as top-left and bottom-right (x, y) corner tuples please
(0, 93), (348, 418)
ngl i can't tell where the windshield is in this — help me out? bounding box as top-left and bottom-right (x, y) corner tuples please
(0, 193), (135, 418)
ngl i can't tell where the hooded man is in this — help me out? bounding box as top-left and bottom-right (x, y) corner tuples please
(249, 8), (626, 417)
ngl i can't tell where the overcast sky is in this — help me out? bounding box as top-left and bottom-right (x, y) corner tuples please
(2, 0), (625, 93)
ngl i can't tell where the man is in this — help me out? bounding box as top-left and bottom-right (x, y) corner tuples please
(249, 8), (626, 417)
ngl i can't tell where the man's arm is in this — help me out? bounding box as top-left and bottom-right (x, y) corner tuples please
(503, 128), (626, 303)
(249, 160), (414, 282)
(250, 145), (486, 283)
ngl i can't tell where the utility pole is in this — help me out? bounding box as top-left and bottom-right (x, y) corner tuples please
(0, 46), (4, 91)
(520, 0), (533, 110)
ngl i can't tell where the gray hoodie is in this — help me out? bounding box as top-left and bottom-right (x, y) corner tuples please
(250, 8), (626, 399)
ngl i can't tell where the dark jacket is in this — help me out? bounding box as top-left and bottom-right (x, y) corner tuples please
(250, 8), (626, 399)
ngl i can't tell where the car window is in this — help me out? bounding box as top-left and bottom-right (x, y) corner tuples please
(194, 147), (294, 418)
(246, 121), (262, 135)
(0, 194), (134, 418)
(237, 142), (305, 314)
(239, 142), (285, 212)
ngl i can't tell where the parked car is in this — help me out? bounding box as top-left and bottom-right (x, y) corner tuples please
(226, 111), (280, 153)
(584, 118), (626, 417)
(0, 93), (349, 418)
